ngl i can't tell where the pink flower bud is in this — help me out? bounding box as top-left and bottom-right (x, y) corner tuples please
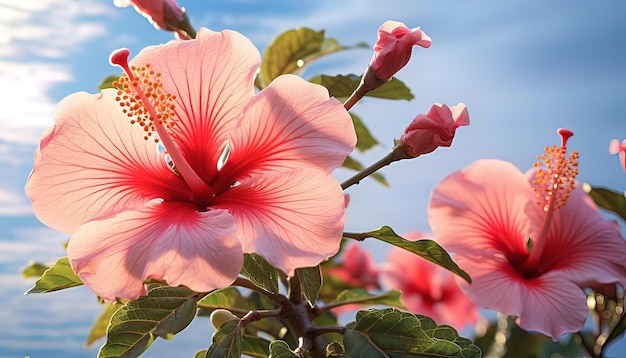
(114, 0), (185, 32)
(369, 20), (432, 81)
(609, 138), (626, 171)
(397, 103), (469, 158)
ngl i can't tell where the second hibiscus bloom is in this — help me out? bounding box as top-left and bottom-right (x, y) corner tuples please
(25, 28), (356, 301)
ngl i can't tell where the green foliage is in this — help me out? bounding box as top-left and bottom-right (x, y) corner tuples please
(584, 184), (626, 220)
(20, 261), (49, 278)
(359, 226), (471, 283)
(344, 308), (481, 357)
(295, 266), (322, 306)
(206, 320), (243, 358)
(310, 74), (414, 101)
(25, 256), (83, 294)
(330, 289), (406, 310)
(197, 287), (245, 312)
(258, 28), (367, 88)
(241, 336), (272, 357)
(98, 286), (198, 358)
(198, 325), (272, 358)
(350, 113), (379, 153)
(241, 253), (281, 294)
(342, 156), (389, 187)
(98, 74), (121, 90)
(268, 340), (299, 357)
(86, 303), (124, 347)
(326, 341), (345, 357)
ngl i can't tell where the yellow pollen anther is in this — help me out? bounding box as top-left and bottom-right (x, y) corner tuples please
(114, 64), (177, 141)
(531, 133), (579, 212)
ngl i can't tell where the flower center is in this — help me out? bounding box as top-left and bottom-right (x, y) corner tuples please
(523, 128), (579, 272)
(109, 48), (216, 203)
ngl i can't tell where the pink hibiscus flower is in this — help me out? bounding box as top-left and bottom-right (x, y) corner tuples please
(379, 232), (479, 330)
(428, 130), (626, 339)
(609, 138), (626, 171)
(25, 28), (356, 301)
(326, 242), (380, 290)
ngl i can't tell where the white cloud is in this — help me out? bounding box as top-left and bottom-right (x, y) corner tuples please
(0, 188), (33, 216)
(0, 0), (112, 146)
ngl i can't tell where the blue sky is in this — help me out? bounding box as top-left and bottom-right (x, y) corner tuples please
(1, 0), (625, 356)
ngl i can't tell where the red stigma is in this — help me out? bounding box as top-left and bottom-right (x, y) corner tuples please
(109, 48), (135, 81)
(557, 128), (574, 148)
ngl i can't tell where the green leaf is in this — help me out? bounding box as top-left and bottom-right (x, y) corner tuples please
(241, 253), (281, 294)
(344, 308), (481, 358)
(259, 28), (366, 87)
(197, 287), (244, 311)
(86, 303), (124, 347)
(268, 340), (299, 358)
(99, 74), (121, 90)
(206, 320), (243, 358)
(242, 336), (271, 358)
(367, 77), (414, 101)
(310, 74), (413, 101)
(583, 184), (626, 220)
(361, 226), (471, 283)
(295, 266), (322, 306)
(309, 74), (360, 99)
(20, 261), (49, 278)
(25, 256), (83, 294)
(342, 156), (389, 187)
(351, 113), (379, 153)
(331, 289), (406, 310)
(98, 286), (198, 358)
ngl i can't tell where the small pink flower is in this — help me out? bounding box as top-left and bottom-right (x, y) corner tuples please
(379, 232), (479, 330)
(114, 0), (189, 37)
(396, 103), (469, 158)
(369, 20), (432, 81)
(327, 242), (380, 290)
(609, 138), (626, 171)
(428, 131), (626, 339)
(25, 29), (356, 301)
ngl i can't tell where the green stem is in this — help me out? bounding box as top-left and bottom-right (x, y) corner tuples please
(341, 152), (394, 189)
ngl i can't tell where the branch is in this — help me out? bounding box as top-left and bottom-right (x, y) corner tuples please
(341, 153), (394, 190)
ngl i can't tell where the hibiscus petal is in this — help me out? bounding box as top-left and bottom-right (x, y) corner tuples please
(67, 201), (242, 301)
(454, 254), (587, 339)
(25, 90), (182, 233)
(528, 181), (626, 287)
(223, 75), (356, 181)
(428, 159), (534, 257)
(213, 168), (346, 276)
(130, 28), (260, 181)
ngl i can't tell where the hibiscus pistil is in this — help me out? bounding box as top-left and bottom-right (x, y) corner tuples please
(526, 128), (579, 267)
(109, 48), (216, 202)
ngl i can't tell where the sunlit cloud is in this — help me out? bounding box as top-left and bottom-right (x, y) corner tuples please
(0, 0), (112, 146)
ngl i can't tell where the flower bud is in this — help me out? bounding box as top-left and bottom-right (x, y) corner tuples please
(210, 309), (239, 330)
(114, 0), (195, 38)
(609, 138), (626, 171)
(366, 20), (432, 84)
(395, 103), (469, 158)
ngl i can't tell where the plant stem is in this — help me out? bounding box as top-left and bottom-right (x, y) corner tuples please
(282, 275), (326, 358)
(342, 231), (368, 241)
(341, 152), (394, 189)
